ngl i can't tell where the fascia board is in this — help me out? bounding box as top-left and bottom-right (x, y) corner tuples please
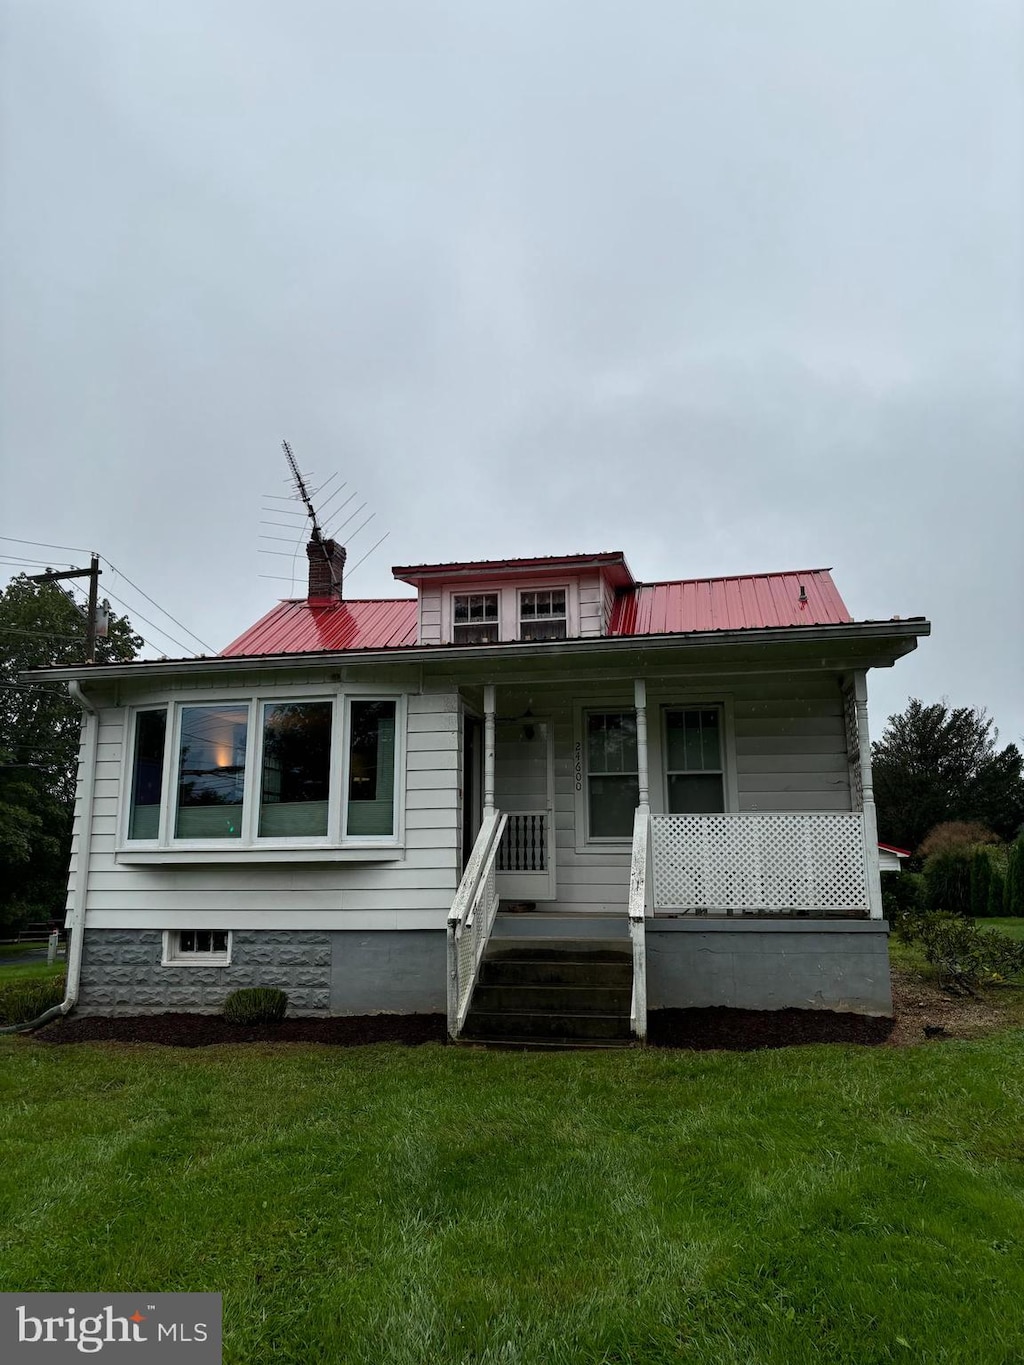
(21, 619), (930, 686)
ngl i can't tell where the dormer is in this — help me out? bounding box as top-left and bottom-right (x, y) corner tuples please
(392, 552), (635, 647)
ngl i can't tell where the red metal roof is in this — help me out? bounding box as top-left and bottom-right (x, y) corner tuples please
(222, 599), (418, 657)
(878, 843), (912, 857)
(221, 567), (851, 657)
(609, 569), (850, 635)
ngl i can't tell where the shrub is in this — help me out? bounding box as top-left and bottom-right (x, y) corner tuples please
(1006, 836), (1024, 917)
(910, 915), (1024, 993)
(987, 865), (1006, 918)
(924, 850), (974, 916)
(223, 987), (288, 1025)
(918, 821), (998, 858)
(881, 870), (926, 936)
(0, 974), (66, 1027)
(970, 847), (993, 919)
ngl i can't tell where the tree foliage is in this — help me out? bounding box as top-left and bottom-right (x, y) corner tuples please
(872, 699), (1024, 851)
(0, 574), (141, 929)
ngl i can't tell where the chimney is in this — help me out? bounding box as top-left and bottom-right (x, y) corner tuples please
(307, 538), (346, 600)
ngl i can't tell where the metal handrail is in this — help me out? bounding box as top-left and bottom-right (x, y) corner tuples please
(627, 806), (651, 1042)
(446, 810), (509, 1039)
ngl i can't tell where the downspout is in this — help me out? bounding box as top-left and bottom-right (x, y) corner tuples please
(1, 680), (98, 1033)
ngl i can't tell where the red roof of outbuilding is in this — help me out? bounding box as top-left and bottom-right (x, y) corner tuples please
(222, 599), (418, 657)
(609, 569), (850, 635)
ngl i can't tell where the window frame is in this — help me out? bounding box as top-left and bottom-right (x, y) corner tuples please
(161, 928), (232, 967)
(576, 704), (641, 848)
(451, 592), (501, 645)
(518, 586), (568, 642)
(661, 703), (728, 814)
(118, 688), (406, 855)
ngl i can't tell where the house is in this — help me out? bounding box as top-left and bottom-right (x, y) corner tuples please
(29, 541), (929, 1044)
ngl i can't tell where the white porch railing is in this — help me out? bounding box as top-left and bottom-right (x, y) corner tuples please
(446, 811), (508, 1040)
(497, 810), (549, 873)
(627, 807), (652, 1041)
(650, 812), (871, 916)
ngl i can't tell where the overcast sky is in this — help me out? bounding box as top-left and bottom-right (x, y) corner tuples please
(1, 0), (1021, 745)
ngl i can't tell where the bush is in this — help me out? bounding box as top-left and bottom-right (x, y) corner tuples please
(0, 974), (66, 1027)
(924, 850), (973, 916)
(223, 987), (288, 1025)
(881, 870), (926, 936)
(987, 864), (1007, 918)
(908, 915), (1024, 993)
(918, 821), (998, 859)
(970, 847), (993, 919)
(1006, 837), (1024, 917)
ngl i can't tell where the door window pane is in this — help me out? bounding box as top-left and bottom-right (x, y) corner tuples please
(128, 710), (166, 839)
(347, 700), (397, 836)
(259, 702), (332, 837)
(175, 705), (248, 839)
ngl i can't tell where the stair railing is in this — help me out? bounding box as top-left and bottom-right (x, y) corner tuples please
(447, 810), (509, 1040)
(628, 806), (652, 1041)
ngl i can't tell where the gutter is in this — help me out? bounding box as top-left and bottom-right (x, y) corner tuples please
(1, 681), (97, 1034)
(20, 618), (932, 685)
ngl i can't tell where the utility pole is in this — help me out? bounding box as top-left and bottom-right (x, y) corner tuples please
(28, 553), (102, 662)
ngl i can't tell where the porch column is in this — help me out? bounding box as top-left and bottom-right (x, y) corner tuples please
(634, 679), (650, 811)
(853, 670), (883, 920)
(483, 684), (496, 817)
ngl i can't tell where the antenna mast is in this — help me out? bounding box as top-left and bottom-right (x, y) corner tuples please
(282, 440), (324, 545)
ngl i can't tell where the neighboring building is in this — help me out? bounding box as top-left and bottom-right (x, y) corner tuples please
(31, 542), (929, 1043)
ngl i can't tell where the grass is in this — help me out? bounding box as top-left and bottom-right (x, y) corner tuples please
(2, 1036), (1024, 1364)
(0, 959), (67, 983)
(976, 917), (1024, 941)
(0, 942), (50, 959)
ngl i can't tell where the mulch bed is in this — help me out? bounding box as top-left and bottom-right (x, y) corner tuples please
(36, 1012), (447, 1048)
(28, 969), (1007, 1051)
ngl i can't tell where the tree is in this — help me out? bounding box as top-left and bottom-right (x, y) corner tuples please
(872, 699), (1024, 852)
(0, 573), (141, 930)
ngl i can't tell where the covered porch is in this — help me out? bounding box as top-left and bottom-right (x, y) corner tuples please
(446, 658), (887, 1042)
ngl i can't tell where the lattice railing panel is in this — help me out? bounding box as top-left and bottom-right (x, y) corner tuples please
(497, 811), (548, 873)
(651, 813), (869, 912)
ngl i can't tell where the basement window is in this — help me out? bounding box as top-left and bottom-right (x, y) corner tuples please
(452, 593), (499, 644)
(162, 929), (231, 966)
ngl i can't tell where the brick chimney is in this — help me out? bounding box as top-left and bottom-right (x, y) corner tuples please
(306, 538), (346, 600)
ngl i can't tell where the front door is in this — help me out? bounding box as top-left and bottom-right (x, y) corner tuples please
(494, 718), (556, 901)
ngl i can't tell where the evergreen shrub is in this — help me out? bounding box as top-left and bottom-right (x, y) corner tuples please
(223, 987), (288, 1025)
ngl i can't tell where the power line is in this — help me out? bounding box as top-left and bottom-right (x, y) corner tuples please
(101, 557), (214, 653)
(1, 627), (86, 643)
(0, 535), (91, 556)
(62, 580), (178, 658)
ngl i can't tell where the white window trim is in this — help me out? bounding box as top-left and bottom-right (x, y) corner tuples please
(517, 585), (569, 641)
(119, 689), (407, 854)
(162, 929), (232, 967)
(441, 579), (580, 644)
(572, 693), (739, 853)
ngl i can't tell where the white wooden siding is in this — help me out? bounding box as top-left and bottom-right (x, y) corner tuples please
(578, 574), (604, 638)
(73, 684), (461, 931)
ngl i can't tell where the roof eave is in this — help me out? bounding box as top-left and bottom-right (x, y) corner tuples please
(21, 618), (930, 685)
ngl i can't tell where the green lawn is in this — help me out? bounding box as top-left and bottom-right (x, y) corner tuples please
(976, 917), (1024, 941)
(0, 959), (66, 983)
(2, 1036), (1024, 1364)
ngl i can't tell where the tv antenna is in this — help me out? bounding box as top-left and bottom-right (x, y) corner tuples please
(257, 441), (391, 593)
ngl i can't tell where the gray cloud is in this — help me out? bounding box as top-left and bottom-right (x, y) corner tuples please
(2, 0), (1021, 739)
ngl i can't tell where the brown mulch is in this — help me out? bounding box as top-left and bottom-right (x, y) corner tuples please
(27, 969), (1016, 1051)
(35, 1012), (447, 1048)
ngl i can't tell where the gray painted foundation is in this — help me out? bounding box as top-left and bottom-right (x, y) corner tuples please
(77, 928), (447, 1017)
(647, 919), (892, 1016)
(77, 920), (890, 1020)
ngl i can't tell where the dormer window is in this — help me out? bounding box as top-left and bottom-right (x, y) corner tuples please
(453, 593), (499, 645)
(519, 589), (567, 641)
